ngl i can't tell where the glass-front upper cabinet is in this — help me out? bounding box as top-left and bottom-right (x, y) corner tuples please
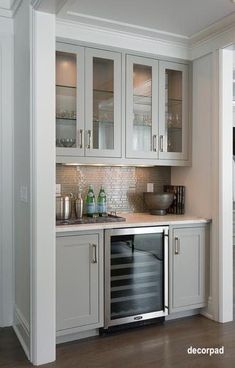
(126, 55), (159, 159)
(85, 48), (122, 157)
(56, 44), (85, 156)
(159, 61), (189, 160)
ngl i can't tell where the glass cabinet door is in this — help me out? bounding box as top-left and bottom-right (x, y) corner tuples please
(159, 61), (189, 160)
(85, 48), (121, 157)
(56, 44), (84, 156)
(126, 55), (158, 159)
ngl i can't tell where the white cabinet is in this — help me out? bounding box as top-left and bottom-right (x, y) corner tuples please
(126, 55), (159, 159)
(56, 231), (103, 333)
(169, 225), (209, 313)
(159, 61), (189, 160)
(85, 48), (122, 158)
(56, 43), (85, 157)
(56, 42), (191, 165)
(126, 55), (190, 161)
(56, 42), (122, 159)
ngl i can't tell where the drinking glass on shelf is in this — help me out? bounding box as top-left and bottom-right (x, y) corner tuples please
(167, 112), (173, 128)
(167, 138), (172, 150)
(175, 114), (181, 128)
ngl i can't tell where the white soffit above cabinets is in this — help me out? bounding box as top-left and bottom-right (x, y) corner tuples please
(57, 0), (235, 40)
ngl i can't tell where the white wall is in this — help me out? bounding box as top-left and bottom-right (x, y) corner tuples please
(172, 50), (234, 323)
(0, 16), (14, 327)
(172, 54), (214, 317)
(13, 0), (31, 357)
(30, 10), (56, 366)
(218, 48), (233, 322)
(13, 2), (56, 364)
(171, 54), (212, 218)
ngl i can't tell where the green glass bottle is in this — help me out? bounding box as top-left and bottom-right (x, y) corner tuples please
(86, 185), (96, 217)
(97, 185), (107, 216)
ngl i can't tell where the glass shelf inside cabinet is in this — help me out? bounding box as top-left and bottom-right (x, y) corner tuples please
(56, 51), (77, 148)
(133, 94), (152, 106)
(166, 98), (182, 106)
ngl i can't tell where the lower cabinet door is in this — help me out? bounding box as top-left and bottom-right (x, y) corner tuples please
(56, 233), (103, 332)
(170, 226), (208, 312)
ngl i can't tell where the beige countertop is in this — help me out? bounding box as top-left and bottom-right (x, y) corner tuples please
(56, 213), (211, 233)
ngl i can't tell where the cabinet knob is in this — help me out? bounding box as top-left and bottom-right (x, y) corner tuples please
(175, 237), (180, 255)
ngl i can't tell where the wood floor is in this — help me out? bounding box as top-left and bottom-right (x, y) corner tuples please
(1, 316), (235, 367)
(234, 246), (235, 318)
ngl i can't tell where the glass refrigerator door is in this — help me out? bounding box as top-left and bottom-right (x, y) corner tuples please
(110, 232), (164, 320)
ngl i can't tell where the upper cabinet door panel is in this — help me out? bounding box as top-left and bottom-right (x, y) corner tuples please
(85, 48), (122, 158)
(56, 43), (85, 157)
(126, 55), (159, 159)
(159, 61), (189, 161)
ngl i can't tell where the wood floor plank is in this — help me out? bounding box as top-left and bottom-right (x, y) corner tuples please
(1, 316), (235, 367)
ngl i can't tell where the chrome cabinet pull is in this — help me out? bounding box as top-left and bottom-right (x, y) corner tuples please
(160, 135), (164, 152)
(92, 244), (97, 264)
(87, 130), (92, 149)
(79, 129), (83, 149)
(175, 237), (180, 255)
(153, 135), (158, 152)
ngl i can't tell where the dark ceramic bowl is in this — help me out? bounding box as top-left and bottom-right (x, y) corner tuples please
(143, 192), (174, 215)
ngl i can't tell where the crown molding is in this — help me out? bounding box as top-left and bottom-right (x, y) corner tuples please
(1, 0), (234, 59)
(0, 0), (66, 17)
(0, 16), (13, 34)
(189, 13), (235, 60)
(31, 0), (67, 14)
(56, 10), (235, 61)
(64, 10), (189, 43)
(190, 12), (235, 46)
(56, 18), (190, 60)
(0, 0), (22, 18)
(0, 7), (11, 18)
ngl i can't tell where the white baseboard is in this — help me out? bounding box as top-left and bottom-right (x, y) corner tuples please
(166, 309), (201, 321)
(13, 305), (30, 360)
(200, 310), (214, 320)
(200, 296), (215, 321)
(56, 329), (99, 344)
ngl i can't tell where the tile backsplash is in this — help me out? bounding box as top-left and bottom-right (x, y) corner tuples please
(56, 165), (171, 213)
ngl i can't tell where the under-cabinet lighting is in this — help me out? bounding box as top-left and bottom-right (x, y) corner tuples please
(61, 163), (156, 168)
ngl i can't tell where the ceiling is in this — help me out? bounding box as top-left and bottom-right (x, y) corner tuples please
(57, 0), (235, 38)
